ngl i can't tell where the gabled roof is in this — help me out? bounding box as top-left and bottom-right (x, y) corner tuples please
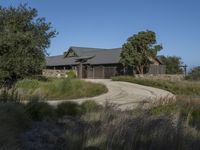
(46, 47), (122, 66)
(156, 55), (165, 65)
(46, 55), (77, 66)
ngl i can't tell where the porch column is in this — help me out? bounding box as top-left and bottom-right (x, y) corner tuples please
(79, 63), (83, 78)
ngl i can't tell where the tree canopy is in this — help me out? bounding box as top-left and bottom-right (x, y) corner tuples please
(186, 66), (200, 80)
(0, 4), (57, 84)
(159, 56), (183, 74)
(120, 30), (162, 74)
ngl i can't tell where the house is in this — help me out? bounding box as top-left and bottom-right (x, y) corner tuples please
(44, 46), (166, 78)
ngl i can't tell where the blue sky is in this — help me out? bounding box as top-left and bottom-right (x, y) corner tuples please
(1, 0), (200, 68)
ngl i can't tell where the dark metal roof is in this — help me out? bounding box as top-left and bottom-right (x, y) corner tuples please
(46, 55), (77, 66)
(46, 47), (122, 66)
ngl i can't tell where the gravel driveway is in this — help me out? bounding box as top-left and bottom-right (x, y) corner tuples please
(48, 79), (175, 110)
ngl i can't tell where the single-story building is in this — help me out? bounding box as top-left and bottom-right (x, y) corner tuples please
(44, 46), (166, 78)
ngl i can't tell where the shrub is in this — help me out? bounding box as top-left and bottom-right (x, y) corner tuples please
(66, 70), (77, 78)
(56, 101), (81, 117)
(81, 100), (102, 113)
(25, 101), (55, 121)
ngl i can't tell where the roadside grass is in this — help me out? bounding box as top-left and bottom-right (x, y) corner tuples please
(21, 100), (200, 150)
(112, 76), (200, 97)
(0, 103), (30, 150)
(0, 97), (200, 150)
(15, 78), (108, 100)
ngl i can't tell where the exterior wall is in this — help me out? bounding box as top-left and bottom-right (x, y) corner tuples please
(42, 69), (67, 77)
(85, 65), (118, 79)
(44, 64), (166, 79)
(148, 65), (166, 74)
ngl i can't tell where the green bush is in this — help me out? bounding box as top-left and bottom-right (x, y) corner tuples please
(56, 101), (81, 117)
(81, 100), (102, 113)
(25, 101), (55, 121)
(66, 70), (77, 78)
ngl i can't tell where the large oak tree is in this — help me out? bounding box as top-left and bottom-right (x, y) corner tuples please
(120, 30), (162, 74)
(159, 56), (183, 74)
(0, 4), (57, 84)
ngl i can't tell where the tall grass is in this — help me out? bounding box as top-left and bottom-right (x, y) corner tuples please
(0, 98), (200, 150)
(112, 76), (200, 97)
(15, 78), (108, 100)
(20, 99), (200, 150)
(0, 103), (30, 150)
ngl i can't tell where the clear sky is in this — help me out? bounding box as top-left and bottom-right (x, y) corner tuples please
(1, 0), (200, 68)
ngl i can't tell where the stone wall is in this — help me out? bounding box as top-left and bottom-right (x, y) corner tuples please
(42, 69), (67, 78)
(135, 74), (185, 81)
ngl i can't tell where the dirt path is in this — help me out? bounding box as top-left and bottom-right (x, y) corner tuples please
(47, 79), (175, 110)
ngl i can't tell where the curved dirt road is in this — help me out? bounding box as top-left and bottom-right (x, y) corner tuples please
(48, 79), (175, 110)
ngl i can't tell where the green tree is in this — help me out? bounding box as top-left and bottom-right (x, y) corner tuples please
(120, 30), (162, 74)
(186, 66), (200, 80)
(159, 56), (183, 74)
(0, 4), (57, 84)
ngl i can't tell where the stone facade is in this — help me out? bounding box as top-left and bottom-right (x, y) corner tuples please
(135, 74), (184, 81)
(42, 69), (68, 78)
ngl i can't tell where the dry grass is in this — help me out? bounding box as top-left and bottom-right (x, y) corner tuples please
(0, 92), (200, 149)
(20, 100), (200, 150)
(112, 76), (200, 97)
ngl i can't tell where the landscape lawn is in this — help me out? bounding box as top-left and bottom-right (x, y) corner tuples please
(15, 78), (108, 100)
(112, 76), (200, 97)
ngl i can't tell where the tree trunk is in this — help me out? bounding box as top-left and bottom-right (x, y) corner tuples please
(137, 66), (144, 74)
